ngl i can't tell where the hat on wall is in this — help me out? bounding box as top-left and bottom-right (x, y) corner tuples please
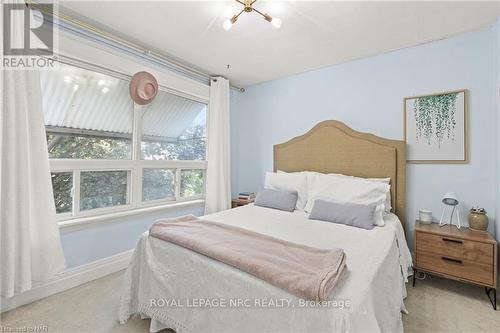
(129, 71), (158, 105)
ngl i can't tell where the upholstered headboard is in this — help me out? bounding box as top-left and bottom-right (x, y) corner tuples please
(273, 120), (406, 227)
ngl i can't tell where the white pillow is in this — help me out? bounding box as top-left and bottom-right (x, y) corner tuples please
(367, 178), (392, 213)
(265, 172), (307, 211)
(280, 170), (392, 213)
(305, 173), (390, 226)
(339, 175), (392, 213)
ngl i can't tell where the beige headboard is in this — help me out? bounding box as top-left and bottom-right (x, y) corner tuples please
(273, 120), (406, 228)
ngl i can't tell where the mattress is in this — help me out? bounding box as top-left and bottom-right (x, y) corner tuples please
(119, 204), (412, 333)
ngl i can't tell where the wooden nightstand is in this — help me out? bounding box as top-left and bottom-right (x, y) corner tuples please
(231, 199), (252, 208)
(413, 221), (497, 309)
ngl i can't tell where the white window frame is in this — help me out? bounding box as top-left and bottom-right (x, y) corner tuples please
(48, 59), (209, 222)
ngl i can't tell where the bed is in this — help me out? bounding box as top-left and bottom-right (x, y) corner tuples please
(119, 120), (412, 333)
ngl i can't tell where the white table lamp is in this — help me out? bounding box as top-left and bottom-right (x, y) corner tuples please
(439, 192), (461, 229)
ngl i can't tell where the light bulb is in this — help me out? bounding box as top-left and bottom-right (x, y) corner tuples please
(223, 19), (233, 31)
(271, 17), (282, 28)
(101, 87), (109, 94)
(223, 15), (238, 31)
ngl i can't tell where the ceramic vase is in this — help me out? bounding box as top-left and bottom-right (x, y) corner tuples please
(468, 210), (488, 232)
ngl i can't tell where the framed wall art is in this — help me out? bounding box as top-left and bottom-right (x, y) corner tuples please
(404, 89), (467, 163)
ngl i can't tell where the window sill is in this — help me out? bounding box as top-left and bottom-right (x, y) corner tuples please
(58, 199), (205, 231)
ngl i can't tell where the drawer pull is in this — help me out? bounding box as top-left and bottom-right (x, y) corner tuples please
(441, 256), (463, 264)
(442, 237), (463, 244)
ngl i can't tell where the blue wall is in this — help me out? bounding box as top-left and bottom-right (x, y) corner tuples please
(60, 204), (204, 268)
(231, 24), (499, 248)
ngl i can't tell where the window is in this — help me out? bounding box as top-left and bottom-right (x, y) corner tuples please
(43, 63), (133, 160)
(180, 169), (205, 198)
(47, 134), (132, 160)
(142, 169), (175, 202)
(141, 90), (207, 161)
(80, 171), (129, 211)
(51, 172), (73, 214)
(43, 61), (208, 220)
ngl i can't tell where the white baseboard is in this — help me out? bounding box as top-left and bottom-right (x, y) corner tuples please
(0, 249), (134, 313)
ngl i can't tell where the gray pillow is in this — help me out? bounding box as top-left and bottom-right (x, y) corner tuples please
(254, 189), (298, 212)
(309, 200), (376, 230)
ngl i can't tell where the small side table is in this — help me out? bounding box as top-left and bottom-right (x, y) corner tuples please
(413, 221), (497, 310)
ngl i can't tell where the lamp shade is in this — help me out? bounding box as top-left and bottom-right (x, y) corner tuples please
(442, 192), (458, 206)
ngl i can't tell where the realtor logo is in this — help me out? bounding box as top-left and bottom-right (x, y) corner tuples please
(2, 1), (57, 69)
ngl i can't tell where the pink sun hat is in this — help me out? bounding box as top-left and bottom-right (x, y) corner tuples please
(129, 71), (158, 105)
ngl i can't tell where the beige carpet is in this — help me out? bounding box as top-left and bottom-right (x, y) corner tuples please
(1, 271), (498, 333)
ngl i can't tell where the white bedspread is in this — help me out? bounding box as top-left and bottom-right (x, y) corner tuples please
(119, 205), (412, 333)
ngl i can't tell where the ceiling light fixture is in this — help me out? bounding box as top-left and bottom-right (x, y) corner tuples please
(223, 0), (282, 31)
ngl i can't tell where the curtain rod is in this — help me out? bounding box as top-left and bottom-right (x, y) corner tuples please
(26, 0), (245, 92)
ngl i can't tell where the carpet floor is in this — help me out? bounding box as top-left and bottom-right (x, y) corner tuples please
(1, 271), (498, 333)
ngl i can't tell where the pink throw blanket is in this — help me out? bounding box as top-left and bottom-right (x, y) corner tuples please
(149, 215), (347, 301)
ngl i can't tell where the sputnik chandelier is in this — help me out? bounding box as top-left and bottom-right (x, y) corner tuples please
(223, 0), (282, 30)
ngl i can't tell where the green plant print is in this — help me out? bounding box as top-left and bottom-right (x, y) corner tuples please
(413, 92), (458, 148)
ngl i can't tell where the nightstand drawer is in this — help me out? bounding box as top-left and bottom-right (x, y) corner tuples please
(416, 232), (494, 265)
(417, 252), (494, 286)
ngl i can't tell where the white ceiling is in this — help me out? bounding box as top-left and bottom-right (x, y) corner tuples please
(59, 1), (500, 87)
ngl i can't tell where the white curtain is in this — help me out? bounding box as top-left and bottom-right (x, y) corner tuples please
(1, 68), (66, 298)
(205, 77), (231, 214)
